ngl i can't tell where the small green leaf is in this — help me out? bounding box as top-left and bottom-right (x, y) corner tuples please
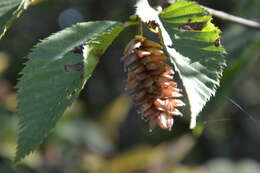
(15, 21), (124, 162)
(0, 0), (32, 39)
(136, 0), (226, 128)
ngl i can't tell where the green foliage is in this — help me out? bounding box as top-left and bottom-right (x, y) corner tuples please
(197, 38), (260, 124)
(1, 0), (260, 171)
(15, 21), (124, 162)
(0, 0), (32, 39)
(0, 160), (15, 173)
(136, 0), (226, 128)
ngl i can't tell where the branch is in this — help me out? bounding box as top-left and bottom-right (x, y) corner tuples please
(159, 0), (260, 29)
(201, 6), (260, 29)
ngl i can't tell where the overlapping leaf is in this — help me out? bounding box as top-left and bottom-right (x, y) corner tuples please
(0, 0), (32, 39)
(136, 0), (226, 128)
(15, 21), (124, 162)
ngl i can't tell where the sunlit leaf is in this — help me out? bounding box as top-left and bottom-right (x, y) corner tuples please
(136, 0), (226, 128)
(15, 21), (124, 162)
(0, 0), (33, 39)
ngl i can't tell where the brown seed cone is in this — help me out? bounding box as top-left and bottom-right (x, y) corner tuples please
(122, 36), (185, 131)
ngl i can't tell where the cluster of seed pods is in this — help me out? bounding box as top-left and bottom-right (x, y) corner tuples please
(122, 35), (185, 130)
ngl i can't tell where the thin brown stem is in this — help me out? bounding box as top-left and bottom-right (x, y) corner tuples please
(201, 6), (260, 29)
(160, 0), (260, 29)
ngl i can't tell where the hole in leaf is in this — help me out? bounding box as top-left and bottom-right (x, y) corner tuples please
(72, 44), (84, 54)
(64, 63), (83, 72)
(147, 20), (159, 34)
(179, 21), (207, 31)
(214, 38), (221, 47)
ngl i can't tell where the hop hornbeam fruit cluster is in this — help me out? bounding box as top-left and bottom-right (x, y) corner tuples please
(122, 36), (185, 130)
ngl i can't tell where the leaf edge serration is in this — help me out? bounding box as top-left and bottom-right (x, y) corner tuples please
(15, 21), (124, 162)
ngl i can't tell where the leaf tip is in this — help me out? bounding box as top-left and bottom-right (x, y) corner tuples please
(190, 115), (197, 129)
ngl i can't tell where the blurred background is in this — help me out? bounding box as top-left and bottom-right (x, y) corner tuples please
(0, 0), (260, 172)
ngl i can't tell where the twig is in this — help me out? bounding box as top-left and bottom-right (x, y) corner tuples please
(201, 6), (260, 29)
(160, 0), (260, 29)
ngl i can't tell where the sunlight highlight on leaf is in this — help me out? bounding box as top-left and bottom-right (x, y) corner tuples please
(135, 0), (226, 129)
(15, 21), (124, 162)
(0, 0), (34, 39)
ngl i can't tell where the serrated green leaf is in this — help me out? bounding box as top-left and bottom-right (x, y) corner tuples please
(136, 0), (226, 129)
(198, 38), (260, 125)
(0, 0), (32, 39)
(15, 21), (124, 162)
(160, 1), (226, 129)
